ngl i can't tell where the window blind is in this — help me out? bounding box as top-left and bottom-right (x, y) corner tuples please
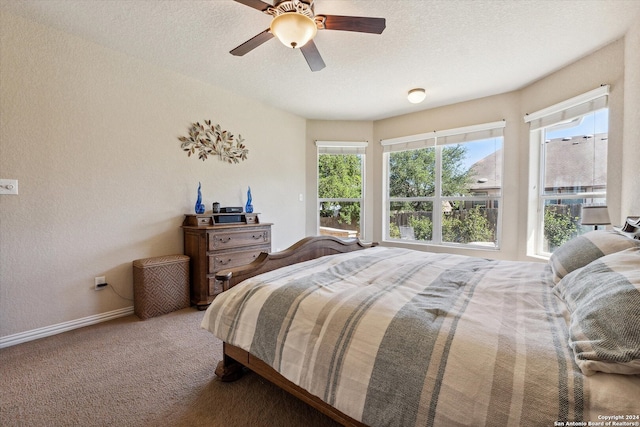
(524, 85), (609, 131)
(435, 121), (505, 146)
(316, 140), (368, 155)
(381, 133), (436, 153)
(380, 120), (505, 152)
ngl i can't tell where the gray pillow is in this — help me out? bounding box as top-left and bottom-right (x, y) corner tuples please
(553, 247), (640, 375)
(549, 230), (640, 283)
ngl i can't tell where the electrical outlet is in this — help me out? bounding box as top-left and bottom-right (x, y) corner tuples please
(0, 179), (18, 195)
(95, 276), (107, 290)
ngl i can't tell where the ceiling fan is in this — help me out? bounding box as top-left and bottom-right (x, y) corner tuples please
(230, 0), (386, 72)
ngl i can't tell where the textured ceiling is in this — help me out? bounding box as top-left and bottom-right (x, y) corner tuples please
(2, 0), (639, 121)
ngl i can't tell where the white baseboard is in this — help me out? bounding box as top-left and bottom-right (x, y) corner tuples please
(0, 306), (135, 349)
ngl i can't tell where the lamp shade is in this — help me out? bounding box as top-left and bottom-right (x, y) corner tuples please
(408, 88), (426, 104)
(270, 12), (317, 49)
(581, 205), (610, 225)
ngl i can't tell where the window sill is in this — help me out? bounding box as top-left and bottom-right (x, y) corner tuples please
(382, 238), (500, 252)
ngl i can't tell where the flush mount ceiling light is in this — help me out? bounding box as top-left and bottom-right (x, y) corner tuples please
(270, 12), (317, 49)
(408, 88), (426, 104)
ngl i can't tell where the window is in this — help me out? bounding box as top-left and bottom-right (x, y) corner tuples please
(382, 121), (504, 248)
(316, 141), (366, 239)
(525, 86), (609, 256)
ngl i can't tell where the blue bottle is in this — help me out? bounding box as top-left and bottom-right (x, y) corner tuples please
(195, 182), (205, 214)
(245, 186), (254, 213)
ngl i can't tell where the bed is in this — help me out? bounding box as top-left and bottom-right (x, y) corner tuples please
(201, 228), (640, 427)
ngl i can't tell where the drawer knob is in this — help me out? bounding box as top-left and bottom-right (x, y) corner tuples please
(218, 237), (232, 243)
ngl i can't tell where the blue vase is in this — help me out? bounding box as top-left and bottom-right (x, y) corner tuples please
(245, 186), (254, 213)
(195, 182), (205, 214)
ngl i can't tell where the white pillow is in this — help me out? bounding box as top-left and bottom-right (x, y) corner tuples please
(554, 247), (640, 375)
(549, 230), (640, 284)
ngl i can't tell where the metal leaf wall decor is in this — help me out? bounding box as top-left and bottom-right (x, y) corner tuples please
(179, 120), (248, 163)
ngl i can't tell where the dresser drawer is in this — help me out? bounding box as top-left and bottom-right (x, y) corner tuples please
(208, 228), (271, 250)
(208, 247), (267, 273)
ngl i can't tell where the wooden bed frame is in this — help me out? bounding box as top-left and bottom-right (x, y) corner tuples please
(213, 236), (375, 427)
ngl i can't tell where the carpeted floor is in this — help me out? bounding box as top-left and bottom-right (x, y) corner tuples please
(0, 308), (340, 427)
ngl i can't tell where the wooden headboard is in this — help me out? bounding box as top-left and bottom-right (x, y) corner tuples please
(215, 235), (377, 290)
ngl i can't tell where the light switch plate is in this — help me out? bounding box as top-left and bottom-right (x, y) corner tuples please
(0, 179), (18, 195)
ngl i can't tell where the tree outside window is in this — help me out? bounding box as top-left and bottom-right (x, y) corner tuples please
(317, 142), (366, 238)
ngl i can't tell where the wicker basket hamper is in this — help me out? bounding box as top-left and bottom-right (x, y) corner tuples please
(132, 255), (190, 320)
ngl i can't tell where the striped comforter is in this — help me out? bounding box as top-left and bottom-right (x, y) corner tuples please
(201, 247), (640, 426)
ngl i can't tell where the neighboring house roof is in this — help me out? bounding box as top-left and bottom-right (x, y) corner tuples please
(543, 133), (607, 190)
(469, 133), (607, 192)
(470, 148), (502, 191)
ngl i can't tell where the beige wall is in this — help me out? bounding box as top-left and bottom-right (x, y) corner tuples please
(307, 37), (637, 261)
(0, 12), (307, 338)
(622, 18), (640, 223)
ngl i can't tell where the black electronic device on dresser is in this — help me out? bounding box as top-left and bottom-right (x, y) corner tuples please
(220, 206), (243, 213)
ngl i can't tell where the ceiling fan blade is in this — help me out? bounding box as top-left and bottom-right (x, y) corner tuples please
(300, 40), (326, 72)
(321, 15), (386, 34)
(230, 29), (274, 56)
(233, 0), (272, 13)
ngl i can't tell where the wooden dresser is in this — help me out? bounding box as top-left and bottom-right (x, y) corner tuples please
(182, 214), (272, 309)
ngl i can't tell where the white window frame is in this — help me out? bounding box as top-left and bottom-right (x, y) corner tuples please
(381, 121), (505, 248)
(524, 85), (609, 258)
(316, 140), (367, 239)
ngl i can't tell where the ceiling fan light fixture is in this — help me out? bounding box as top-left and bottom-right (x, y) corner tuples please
(408, 88), (426, 104)
(270, 12), (317, 49)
